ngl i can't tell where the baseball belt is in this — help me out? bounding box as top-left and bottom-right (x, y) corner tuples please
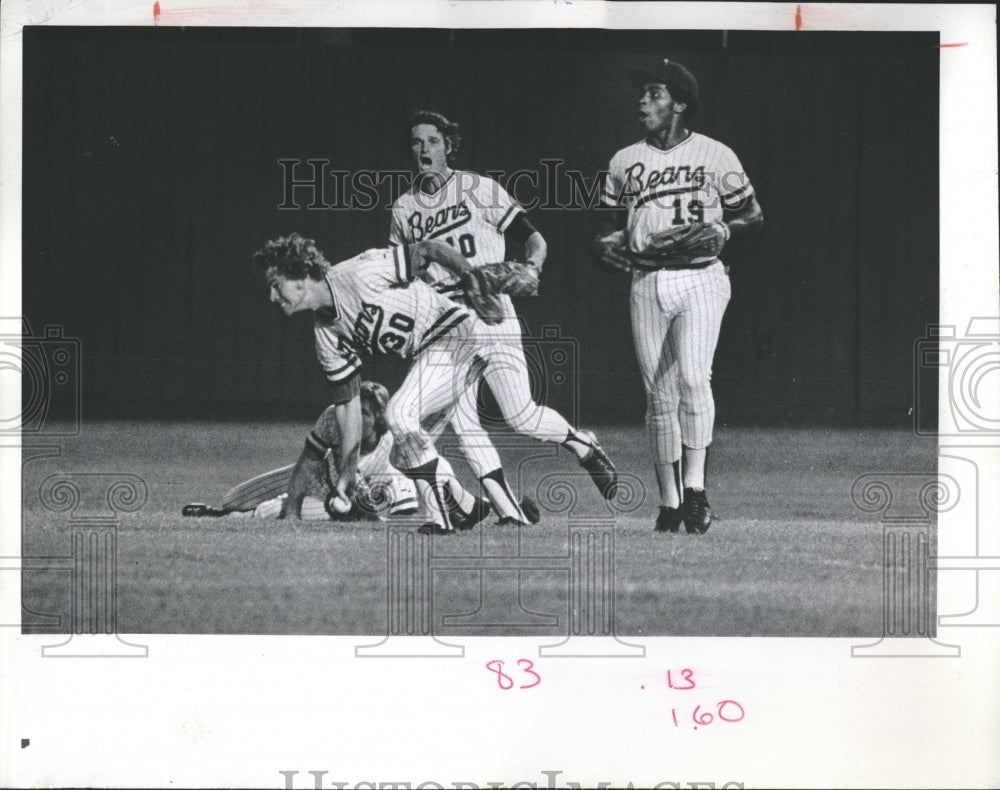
(630, 252), (718, 272)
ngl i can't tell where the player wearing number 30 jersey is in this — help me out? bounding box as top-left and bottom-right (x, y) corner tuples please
(253, 233), (618, 534)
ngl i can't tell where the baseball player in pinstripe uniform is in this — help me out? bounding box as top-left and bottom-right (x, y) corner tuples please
(389, 110), (567, 527)
(593, 59), (763, 534)
(253, 233), (617, 534)
(181, 381), (422, 521)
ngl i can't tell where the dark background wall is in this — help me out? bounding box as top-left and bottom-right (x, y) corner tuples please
(22, 28), (938, 427)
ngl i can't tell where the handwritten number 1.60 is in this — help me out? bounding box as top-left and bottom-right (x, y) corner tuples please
(486, 659), (541, 690)
(671, 700), (745, 728)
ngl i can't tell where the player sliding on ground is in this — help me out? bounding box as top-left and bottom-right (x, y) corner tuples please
(181, 381), (432, 521)
(252, 233), (618, 534)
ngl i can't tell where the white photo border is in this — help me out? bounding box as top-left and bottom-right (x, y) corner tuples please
(1, 3), (998, 789)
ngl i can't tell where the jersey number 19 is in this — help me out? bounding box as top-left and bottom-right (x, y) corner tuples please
(672, 198), (704, 226)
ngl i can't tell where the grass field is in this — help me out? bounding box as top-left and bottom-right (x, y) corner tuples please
(19, 421), (936, 636)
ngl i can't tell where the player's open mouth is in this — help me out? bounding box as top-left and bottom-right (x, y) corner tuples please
(419, 156), (433, 167)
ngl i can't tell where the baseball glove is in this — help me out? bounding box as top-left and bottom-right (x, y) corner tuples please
(640, 221), (730, 266)
(476, 261), (541, 297)
(460, 268), (506, 325)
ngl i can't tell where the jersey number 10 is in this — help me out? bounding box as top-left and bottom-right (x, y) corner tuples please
(443, 233), (477, 258)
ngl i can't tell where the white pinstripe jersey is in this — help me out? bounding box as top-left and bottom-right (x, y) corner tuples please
(305, 404), (395, 477)
(304, 424), (396, 478)
(389, 170), (523, 300)
(358, 431), (394, 479)
(601, 132), (754, 260)
(313, 246), (472, 386)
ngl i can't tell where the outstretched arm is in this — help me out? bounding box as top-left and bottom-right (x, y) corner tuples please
(523, 230), (547, 269)
(409, 239), (474, 281)
(282, 393), (362, 519)
(330, 394), (362, 502)
(409, 239), (495, 305)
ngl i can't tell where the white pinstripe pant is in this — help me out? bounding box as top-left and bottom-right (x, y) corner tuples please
(630, 262), (731, 466)
(387, 319), (572, 470)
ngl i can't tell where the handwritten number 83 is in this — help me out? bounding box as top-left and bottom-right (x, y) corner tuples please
(486, 659), (541, 690)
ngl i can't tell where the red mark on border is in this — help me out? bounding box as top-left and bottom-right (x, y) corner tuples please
(939, 43), (968, 48)
(153, 2), (161, 24)
(795, 5), (802, 30)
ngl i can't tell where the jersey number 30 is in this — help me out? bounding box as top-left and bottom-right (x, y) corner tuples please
(379, 312), (415, 354)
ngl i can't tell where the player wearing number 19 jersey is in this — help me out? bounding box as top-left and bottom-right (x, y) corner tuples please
(388, 110), (568, 526)
(595, 59), (763, 535)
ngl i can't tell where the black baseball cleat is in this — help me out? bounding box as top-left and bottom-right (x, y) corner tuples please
(495, 497), (542, 528)
(577, 430), (619, 500)
(182, 503), (229, 517)
(417, 522), (455, 535)
(519, 496), (541, 525)
(654, 506), (683, 533)
(682, 488), (712, 534)
(454, 498), (493, 531)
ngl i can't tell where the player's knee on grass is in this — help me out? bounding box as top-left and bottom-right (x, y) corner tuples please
(253, 494), (286, 519)
(300, 495), (331, 520)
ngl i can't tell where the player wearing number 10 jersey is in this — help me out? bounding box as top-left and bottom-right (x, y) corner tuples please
(388, 110), (566, 526)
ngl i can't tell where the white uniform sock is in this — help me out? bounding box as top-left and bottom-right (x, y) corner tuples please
(655, 460), (682, 508)
(682, 446), (707, 491)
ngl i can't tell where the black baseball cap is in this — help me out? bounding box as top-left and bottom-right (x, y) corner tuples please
(628, 58), (700, 120)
